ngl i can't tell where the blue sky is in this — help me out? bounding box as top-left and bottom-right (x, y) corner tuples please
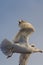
(0, 0), (43, 65)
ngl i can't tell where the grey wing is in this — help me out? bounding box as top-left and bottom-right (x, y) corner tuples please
(13, 28), (34, 43)
(19, 54), (31, 65)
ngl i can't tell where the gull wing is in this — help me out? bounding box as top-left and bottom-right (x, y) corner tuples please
(13, 20), (35, 43)
(13, 20), (35, 65)
(13, 28), (35, 43)
(19, 20), (35, 30)
(19, 54), (31, 65)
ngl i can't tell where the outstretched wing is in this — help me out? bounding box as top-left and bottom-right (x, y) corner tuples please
(19, 54), (31, 65)
(18, 20), (35, 30)
(13, 20), (35, 65)
(13, 28), (30, 43)
(13, 28), (35, 43)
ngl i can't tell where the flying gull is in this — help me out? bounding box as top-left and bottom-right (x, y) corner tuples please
(13, 20), (43, 65)
(0, 20), (43, 65)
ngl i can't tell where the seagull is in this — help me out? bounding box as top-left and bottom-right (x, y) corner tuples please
(0, 20), (43, 65)
(13, 20), (43, 65)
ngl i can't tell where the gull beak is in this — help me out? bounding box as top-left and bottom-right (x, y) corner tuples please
(33, 48), (43, 53)
(39, 50), (43, 53)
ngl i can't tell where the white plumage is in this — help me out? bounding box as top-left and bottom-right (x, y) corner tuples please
(13, 20), (43, 65)
(0, 20), (43, 65)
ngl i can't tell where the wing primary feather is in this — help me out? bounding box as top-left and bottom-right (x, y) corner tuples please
(19, 54), (31, 65)
(13, 28), (34, 43)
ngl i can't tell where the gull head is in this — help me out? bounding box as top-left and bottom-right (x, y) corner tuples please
(30, 44), (43, 53)
(31, 44), (35, 47)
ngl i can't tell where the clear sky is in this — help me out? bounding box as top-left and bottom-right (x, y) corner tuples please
(0, 0), (43, 65)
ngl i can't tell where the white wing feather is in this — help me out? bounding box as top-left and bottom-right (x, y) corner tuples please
(13, 20), (35, 65)
(13, 28), (34, 43)
(19, 54), (31, 65)
(13, 20), (35, 43)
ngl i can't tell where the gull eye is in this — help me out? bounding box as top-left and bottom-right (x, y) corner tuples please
(31, 45), (35, 47)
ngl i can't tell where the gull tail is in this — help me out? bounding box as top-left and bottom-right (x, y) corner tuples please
(0, 39), (13, 58)
(19, 54), (31, 65)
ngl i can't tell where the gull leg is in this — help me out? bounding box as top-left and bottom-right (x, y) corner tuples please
(7, 49), (13, 59)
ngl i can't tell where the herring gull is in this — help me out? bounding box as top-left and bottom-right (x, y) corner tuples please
(0, 20), (43, 65)
(13, 20), (43, 65)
